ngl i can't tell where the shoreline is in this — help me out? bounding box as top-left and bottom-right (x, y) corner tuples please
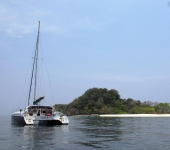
(72, 114), (170, 117)
(100, 114), (170, 117)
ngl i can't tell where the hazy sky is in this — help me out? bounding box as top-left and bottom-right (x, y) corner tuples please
(1, 0), (170, 115)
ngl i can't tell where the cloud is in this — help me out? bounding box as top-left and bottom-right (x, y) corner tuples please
(0, 1), (50, 37)
(0, 1), (103, 38)
(6, 24), (34, 38)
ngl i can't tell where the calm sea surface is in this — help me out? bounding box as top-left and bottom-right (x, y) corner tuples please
(1, 115), (170, 150)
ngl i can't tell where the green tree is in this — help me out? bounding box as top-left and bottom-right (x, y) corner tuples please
(154, 103), (170, 114)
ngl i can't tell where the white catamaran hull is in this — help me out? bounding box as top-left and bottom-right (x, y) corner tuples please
(11, 114), (69, 125)
(11, 108), (69, 125)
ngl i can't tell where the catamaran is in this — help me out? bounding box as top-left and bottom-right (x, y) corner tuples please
(11, 21), (69, 125)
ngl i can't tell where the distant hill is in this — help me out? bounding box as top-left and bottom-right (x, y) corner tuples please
(54, 88), (169, 115)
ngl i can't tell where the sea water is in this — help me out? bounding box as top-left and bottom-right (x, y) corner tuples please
(0, 115), (170, 150)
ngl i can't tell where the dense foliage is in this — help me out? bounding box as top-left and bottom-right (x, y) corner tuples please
(54, 88), (170, 115)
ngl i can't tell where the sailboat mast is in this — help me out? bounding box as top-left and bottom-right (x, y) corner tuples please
(27, 21), (40, 106)
(34, 21), (40, 102)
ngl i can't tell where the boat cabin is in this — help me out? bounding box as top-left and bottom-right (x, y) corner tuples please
(25, 105), (54, 116)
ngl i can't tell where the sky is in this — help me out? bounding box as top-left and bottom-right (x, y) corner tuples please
(0, 0), (170, 115)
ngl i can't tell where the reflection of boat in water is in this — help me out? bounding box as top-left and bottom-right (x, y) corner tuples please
(11, 21), (69, 125)
(15, 124), (69, 149)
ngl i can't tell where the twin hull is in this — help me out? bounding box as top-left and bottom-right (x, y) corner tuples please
(11, 112), (69, 125)
(11, 106), (69, 125)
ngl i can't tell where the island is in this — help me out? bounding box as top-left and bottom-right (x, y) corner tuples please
(54, 88), (170, 116)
